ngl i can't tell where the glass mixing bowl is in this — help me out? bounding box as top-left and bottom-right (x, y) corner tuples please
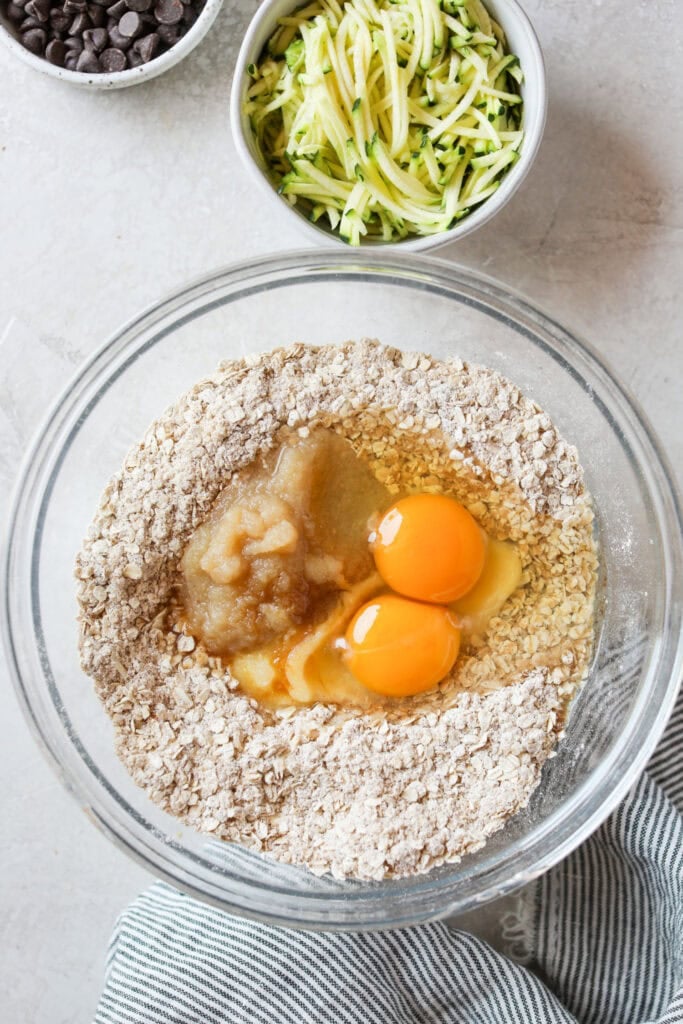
(3, 251), (681, 930)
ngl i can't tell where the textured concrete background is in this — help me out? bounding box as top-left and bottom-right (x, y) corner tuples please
(1, 0), (681, 1020)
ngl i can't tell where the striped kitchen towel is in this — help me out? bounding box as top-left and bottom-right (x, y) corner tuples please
(96, 687), (682, 1024)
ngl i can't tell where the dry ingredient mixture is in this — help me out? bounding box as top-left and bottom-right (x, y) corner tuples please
(76, 340), (597, 880)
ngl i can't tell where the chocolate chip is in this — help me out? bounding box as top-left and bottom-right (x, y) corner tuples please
(50, 8), (72, 32)
(155, 20), (177, 44)
(6, 3), (26, 22)
(64, 48), (79, 67)
(126, 47), (142, 66)
(64, 34), (83, 49)
(87, 3), (106, 26)
(106, 0), (126, 17)
(125, 0), (151, 10)
(45, 37), (66, 63)
(153, 0), (182, 24)
(107, 24), (131, 48)
(118, 9), (141, 35)
(133, 29), (157, 60)
(24, 0), (50, 22)
(69, 11), (90, 32)
(63, 0), (86, 12)
(83, 25), (107, 49)
(21, 26), (47, 52)
(13, 0), (30, 8)
(181, 4), (195, 27)
(100, 45), (126, 70)
(76, 47), (100, 70)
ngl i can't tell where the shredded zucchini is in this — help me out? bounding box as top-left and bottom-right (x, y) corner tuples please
(245, 0), (523, 245)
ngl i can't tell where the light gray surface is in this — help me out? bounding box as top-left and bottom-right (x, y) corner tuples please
(0, 1), (681, 1021)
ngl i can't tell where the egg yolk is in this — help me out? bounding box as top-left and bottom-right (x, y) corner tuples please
(344, 593), (461, 697)
(372, 494), (486, 603)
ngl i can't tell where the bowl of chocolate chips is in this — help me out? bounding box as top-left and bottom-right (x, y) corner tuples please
(0, 0), (222, 85)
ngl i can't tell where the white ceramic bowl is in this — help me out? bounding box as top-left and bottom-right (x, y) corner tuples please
(0, 0), (223, 89)
(230, 0), (547, 250)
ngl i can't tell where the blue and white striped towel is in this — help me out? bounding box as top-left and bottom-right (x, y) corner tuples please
(96, 687), (682, 1024)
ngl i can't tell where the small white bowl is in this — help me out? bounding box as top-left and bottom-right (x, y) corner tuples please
(230, 0), (546, 250)
(0, 0), (223, 89)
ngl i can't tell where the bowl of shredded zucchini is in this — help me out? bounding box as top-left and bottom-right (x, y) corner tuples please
(231, 0), (546, 248)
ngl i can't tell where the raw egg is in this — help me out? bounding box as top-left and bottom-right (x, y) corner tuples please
(344, 593), (461, 697)
(452, 537), (522, 635)
(372, 494), (486, 603)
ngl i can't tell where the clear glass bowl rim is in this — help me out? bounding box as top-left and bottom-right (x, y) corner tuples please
(3, 249), (682, 930)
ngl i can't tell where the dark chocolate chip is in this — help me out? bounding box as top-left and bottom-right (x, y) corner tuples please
(50, 8), (72, 31)
(107, 24), (131, 48)
(83, 25), (108, 49)
(100, 45), (126, 70)
(6, 3), (26, 22)
(19, 14), (42, 28)
(118, 9), (141, 35)
(63, 0), (87, 12)
(76, 47), (101, 70)
(87, 3), (106, 25)
(64, 34), (84, 49)
(133, 29), (158, 60)
(69, 11), (91, 32)
(45, 38), (67, 64)
(24, 0), (50, 22)
(155, 20), (178, 43)
(153, 0), (182, 24)
(64, 48), (79, 66)
(125, 0), (151, 10)
(106, 0), (127, 17)
(13, 0), (30, 8)
(126, 47), (142, 66)
(21, 26), (47, 52)
(181, 5), (195, 27)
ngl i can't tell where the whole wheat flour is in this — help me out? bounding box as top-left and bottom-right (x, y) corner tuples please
(76, 340), (597, 880)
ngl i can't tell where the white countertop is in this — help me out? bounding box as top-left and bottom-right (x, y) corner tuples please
(1, 1), (682, 1019)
